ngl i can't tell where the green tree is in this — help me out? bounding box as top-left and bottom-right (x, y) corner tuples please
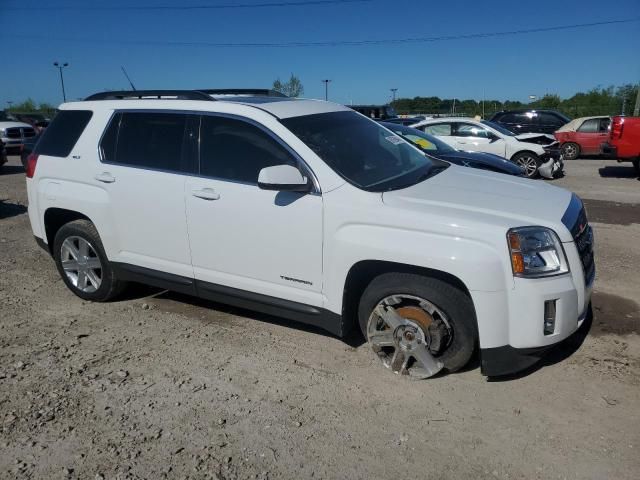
(272, 74), (304, 97)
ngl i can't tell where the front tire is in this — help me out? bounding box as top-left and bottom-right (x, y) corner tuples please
(358, 273), (477, 378)
(53, 219), (126, 301)
(561, 142), (580, 160)
(512, 152), (541, 178)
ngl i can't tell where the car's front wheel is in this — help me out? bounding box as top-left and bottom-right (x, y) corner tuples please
(561, 142), (580, 160)
(512, 152), (541, 178)
(358, 273), (477, 379)
(53, 219), (126, 301)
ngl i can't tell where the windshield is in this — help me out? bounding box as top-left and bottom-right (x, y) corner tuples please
(381, 123), (456, 153)
(282, 111), (448, 191)
(481, 120), (515, 136)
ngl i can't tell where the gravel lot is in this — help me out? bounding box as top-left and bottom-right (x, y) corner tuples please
(1, 156), (639, 480)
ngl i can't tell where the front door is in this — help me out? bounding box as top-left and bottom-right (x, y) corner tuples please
(185, 114), (324, 307)
(453, 122), (506, 157)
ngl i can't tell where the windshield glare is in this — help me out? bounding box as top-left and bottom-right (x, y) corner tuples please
(282, 111), (447, 191)
(481, 120), (515, 136)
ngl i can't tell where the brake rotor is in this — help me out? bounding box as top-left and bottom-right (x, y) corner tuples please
(396, 306), (434, 331)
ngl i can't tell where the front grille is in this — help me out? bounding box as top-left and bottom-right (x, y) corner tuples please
(22, 128), (36, 138)
(572, 207), (595, 284)
(6, 128), (21, 139)
(3, 127), (36, 140)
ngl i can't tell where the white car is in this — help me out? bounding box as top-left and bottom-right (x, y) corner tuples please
(25, 89), (594, 379)
(0, 120), (37, 154)
(410, 117), (562, 179)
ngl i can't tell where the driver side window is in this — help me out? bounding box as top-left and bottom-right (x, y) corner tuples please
(199, 115), (296, 184)
(456, 123), (489, 138)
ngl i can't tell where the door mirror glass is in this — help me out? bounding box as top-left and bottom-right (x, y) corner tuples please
(258, 164), (310, 192)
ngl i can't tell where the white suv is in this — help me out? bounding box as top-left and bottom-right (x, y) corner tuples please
(25, 89), (594, 378)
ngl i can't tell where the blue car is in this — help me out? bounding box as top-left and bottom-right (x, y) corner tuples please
(380, 122), (524, 177)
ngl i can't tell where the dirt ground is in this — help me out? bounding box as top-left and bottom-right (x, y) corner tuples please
(1, 156), (639, 480)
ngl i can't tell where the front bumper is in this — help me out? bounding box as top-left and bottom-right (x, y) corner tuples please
(539, 147), (564, 178)
(480, 304), (591, 376)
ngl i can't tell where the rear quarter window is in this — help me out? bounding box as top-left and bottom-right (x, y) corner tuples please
(34, 110), (93, 157)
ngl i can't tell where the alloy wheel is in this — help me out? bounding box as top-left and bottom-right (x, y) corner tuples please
(515, 155), (538, 177)
(60, 236), (103, 293)
(367, 294), (452, 379)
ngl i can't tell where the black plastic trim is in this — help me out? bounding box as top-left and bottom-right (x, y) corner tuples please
(112, 262), (197, 296)
(110, 262), (346, 337)
(34, 236), (51, 255)
(85, 90), (215, 101)
(480, 344), (551, 377)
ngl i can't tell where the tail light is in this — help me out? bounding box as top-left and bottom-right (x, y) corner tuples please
(25, 153), (39, 178)
(611, 117), (624, 139)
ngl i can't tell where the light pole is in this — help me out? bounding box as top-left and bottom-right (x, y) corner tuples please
(390, 88), (398, 102)
(321, 79), (331, 101)
(53, 62), (69, 102)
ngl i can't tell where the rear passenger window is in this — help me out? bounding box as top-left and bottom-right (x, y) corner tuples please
(100, 112), (195, 174)
(423, 123), (452, 136)
(577, 119), (599, 133)
(35, 110), (92, 157)
(199, 115), (295, 183)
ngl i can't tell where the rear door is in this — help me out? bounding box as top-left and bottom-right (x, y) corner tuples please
(453, 122), (506, 157)
(184, 114), (323, 307)
(97, 111), (197, 279)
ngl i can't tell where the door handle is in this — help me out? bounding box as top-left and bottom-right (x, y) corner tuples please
(192, 188), (220, 201)
(94, 172), (115, 183)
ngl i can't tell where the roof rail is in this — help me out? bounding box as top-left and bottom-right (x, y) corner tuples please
(84, 90), (215, 101)
(198, 89), (287, 98)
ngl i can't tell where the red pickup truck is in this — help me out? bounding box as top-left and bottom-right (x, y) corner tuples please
(602, 115), (640, 174)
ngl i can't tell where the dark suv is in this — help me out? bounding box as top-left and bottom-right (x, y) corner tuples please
(490, 110), (570, 135)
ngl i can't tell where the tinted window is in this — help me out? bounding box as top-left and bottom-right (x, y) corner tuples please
(423, 123), (452, 136)
(199, 115), (295, 183)
(283, 111), (447, 192)
(577, 118), (599, 133)
(35, 110), (92, 157)
(101, 112), (195, 173)
(499, 113), (530, 124)
(456, 123), (489, 138)
(538, 112), (565, 126)
(599, 118), (611, 132)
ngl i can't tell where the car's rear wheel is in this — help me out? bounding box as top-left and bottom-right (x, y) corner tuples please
(53, 219), (126, 301)
(358, 273), (477, 379)
(561, 142), (580, 160)
(512, 152), (541, 178)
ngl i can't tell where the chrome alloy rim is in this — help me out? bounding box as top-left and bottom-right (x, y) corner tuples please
(562, 144), (577, 158)
(367, 294), (452, 379)
(60, 236), (103, 293)
(515, 155), (538, 177)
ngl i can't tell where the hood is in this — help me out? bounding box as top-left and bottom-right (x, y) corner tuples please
(434, 151), (524, 176)
(382, 164), (574, 241)
(514, 132), (556, 145)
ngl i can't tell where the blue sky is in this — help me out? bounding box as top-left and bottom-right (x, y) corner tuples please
(1, 0), (639, 107)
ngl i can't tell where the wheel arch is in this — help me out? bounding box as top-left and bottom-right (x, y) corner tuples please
(341, 260), (475, 333)
(43, 208), (92, 255)
(510, 149), (540, 161)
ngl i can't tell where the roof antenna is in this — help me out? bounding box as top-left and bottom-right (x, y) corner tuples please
(121, 66), (137, 91)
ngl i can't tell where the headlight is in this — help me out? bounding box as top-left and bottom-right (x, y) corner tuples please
(507, 227), (569, 277)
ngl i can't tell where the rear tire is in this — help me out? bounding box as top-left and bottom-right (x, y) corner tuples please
(561, 142), (580, 160)
(53, 219), (126, 301)
(512, 152), (541, 178)
(358, 273), (477, 375)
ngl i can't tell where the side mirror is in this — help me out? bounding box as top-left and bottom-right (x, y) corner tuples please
(488, 132), (500, 143)
(258, 164), (311, 192)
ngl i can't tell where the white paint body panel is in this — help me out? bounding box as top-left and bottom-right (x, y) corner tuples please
(411, 117), (547, 159)
(26, 98), (591, 356)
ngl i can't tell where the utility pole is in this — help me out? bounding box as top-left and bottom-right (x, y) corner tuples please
(321, 79), (331, 101)
(53, 61), (69, 102)
(390, 88), (398, 102)
(622, 97), (627, 115)
(634, 83), (640, 116)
